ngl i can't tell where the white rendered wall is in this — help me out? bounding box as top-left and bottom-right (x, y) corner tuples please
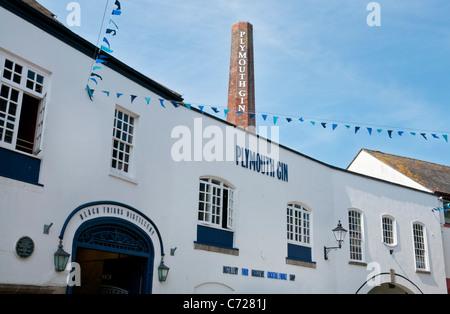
(0, 6), (446, 294)
(347, 150), (431, 192)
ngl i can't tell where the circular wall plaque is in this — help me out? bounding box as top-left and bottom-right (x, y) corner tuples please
(15, 236), (34, 259)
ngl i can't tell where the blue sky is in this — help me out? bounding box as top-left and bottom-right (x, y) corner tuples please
(38, 0), (450, 168)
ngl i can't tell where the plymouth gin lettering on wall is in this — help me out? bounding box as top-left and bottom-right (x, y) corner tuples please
(227, 22), (255, 130)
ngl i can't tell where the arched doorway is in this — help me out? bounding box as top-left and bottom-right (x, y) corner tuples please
(368, 283), (413, 294)
(355, 272), (423, 294)
(69, 217), (154, 294)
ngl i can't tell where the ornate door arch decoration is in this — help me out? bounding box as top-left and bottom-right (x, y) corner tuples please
(76, 220), (152, 256)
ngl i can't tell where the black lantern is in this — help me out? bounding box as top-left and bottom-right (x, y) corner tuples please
(54, 240), (70, 272)
(324, 221), (347, 260)
(332, 220), (347, 245)
(158, 256), (170, 282)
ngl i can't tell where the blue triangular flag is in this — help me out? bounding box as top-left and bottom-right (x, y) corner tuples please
(145, 97), (151, 105)
(355, 126), (360, 134)
(367, 127), (372, 135)
(109, 19), (119, 30)
(286, 118), (292, 123)
(131, 95), (137, 103)
(299, 117), (304, 122)
(199, 106), (204, 114)
(443, 134), (448, 142)
(388, 130), (393, 138)
(224, 109), (230, 116)
(236, 111), (243, 115)
(106, 28), (117, 36)
(159, 99), (165, 108)
(211, 107), (219, 113)
(102, 37), (111, 49)
(185, 103), (191, 110)
(321, 122), (327, 128)
(432, 134), (439, 139)
(262, 114), (267, 121)
(171, 101), (180, 108)
(102, 91), (110, 97)
(398, 131), (404, 136)
(116, 93), (123, 98)
(86, 85), (94, 101)
(250, 113), (256, 118)
(273, 116), (279, 124)
(421, 133), (427, 140)
(332, 124), (338, 131)
(101, 45), (114, 53)
(90, 72), (102, 81)
(310, 121), (316, 126)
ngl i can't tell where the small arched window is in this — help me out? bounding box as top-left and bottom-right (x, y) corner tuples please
(198, 177), (234, 230)
(286, 202), (311, 246)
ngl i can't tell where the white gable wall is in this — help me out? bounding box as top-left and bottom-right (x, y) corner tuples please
(347, 150), (431, 192)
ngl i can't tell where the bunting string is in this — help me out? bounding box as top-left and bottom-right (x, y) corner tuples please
(432, 203), (450, 213)
(85, 89), (449, 143)
(81, 0), (447, 143)
(86, 0), (122, 100)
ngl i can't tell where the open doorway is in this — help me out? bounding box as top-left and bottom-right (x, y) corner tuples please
(70, 218), (154, 294)
(72, 248), (146, 294)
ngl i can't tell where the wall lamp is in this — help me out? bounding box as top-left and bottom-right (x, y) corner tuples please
(158, 255), (170, 282)
(324, 221), (347, 260)
(54, 240), (70, 272)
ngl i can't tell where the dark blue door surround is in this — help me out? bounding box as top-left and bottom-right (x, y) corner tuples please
(68, 217), (155, 294)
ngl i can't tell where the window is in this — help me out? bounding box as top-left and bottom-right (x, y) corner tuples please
(111, 107), (136, 175)
(444, 199), (450, 225)
(382, 215), (396, 246)
(348, 209), (363, 261)
(198, 178), (234, 229)
(412, 222), (428, 271)
(195, 177), (237, 254)
(287, 203), (311, 245)
(286, 203), (314, 266)
(0, 53), (47, 155)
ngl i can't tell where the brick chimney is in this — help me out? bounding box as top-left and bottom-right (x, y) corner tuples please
(227, 22), (256, 131)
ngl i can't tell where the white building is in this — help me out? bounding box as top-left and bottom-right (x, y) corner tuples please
(348, 148), (450, 293)
(0, 0), (447, 294)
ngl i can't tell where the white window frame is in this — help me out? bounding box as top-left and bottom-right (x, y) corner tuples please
(348, 209), (365, 262)
(381, 214), (397, 247)
(0, 51), (48, 156)
(197, 177), (234, 230)
(110, 106), (138, 179)
(412, 221), (429, 272)
(286, 202), (311, 247)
